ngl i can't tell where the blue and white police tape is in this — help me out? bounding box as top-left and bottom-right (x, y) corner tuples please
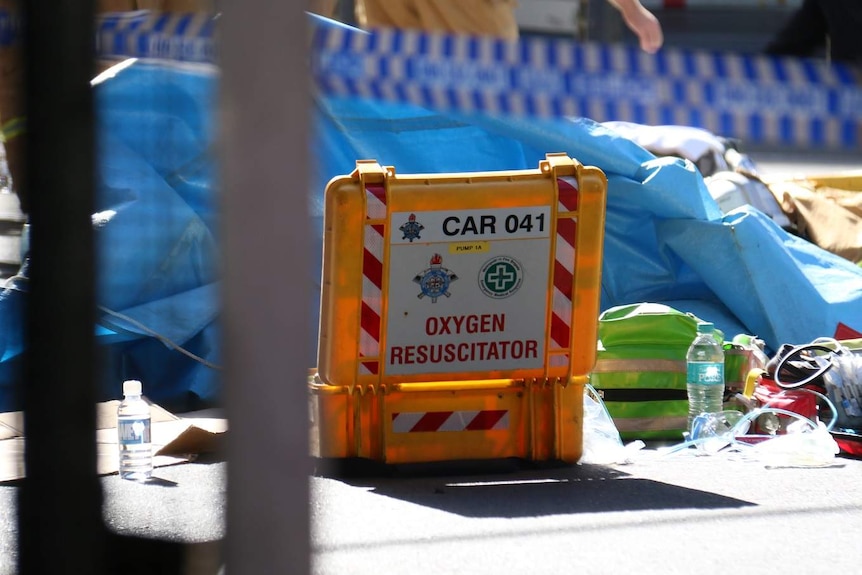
(96, 10), (217, 64)
(3, 8), (859, 149)
(0, 9), (218, 61)
(311, 24), (862, 150)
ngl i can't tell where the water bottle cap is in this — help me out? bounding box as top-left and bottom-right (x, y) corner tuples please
(696, 322), (714, 333)
(123, 379), (142, 396)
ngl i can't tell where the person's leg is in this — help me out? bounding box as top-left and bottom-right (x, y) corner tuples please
(816, 0), (862, 65)
(358, 0), (519, 40)
(97, 0), (138, 11)
(355, 0), (424, 32)
(763, 0), (828, 58)
(310, 0), (339, 19)
(412, 0), (519, 40)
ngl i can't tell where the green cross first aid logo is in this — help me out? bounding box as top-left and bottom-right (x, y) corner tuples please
(478, 256), (523, 299)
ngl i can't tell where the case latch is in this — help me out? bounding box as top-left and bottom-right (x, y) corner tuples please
(352, 159), (395, 184)
(540, 152), (581, 177)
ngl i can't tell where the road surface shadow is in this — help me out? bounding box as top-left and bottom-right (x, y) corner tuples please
(315, 458), (754, 517)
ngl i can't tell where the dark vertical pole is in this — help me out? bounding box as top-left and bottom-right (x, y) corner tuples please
(221, 2), (311, 575)
(18, 1), (103, 574)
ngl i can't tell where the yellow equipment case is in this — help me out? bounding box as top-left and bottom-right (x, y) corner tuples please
(309, 153), (608, 464)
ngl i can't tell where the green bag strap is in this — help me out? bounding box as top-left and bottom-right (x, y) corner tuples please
(592, 358), (684, 373)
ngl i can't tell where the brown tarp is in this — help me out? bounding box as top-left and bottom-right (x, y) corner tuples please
(767, 173), (862, 266)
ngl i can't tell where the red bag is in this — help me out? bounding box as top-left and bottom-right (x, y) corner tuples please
(751, 374), (818, 434)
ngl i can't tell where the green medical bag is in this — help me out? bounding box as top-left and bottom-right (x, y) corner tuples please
(589, 303), (736, 441)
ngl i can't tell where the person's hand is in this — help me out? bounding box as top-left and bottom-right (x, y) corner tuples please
(613, 0), (664, 53)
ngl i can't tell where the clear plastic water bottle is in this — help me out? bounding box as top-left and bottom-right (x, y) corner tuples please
(117, 379), (153, 481)
(686, 322), (725, 432)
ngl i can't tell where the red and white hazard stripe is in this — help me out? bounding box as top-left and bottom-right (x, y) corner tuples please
(359, 183), (387, 375)
(549, 175), (578, 367)
(391, 410), (509, 433)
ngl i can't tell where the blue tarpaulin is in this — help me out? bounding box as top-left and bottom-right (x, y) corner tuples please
(313, 93), (862, 351)
(0, 60), (222, 413)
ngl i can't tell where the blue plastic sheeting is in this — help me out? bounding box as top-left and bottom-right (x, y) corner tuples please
(93, 61), (222, 411)
(313, 93), (862, 353)
(0, 61), (222, 413)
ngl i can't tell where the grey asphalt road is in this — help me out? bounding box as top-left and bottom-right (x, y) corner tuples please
(5, 445), (859, 575)
(0, 461), (227, 575)
(311, 453), (862, 575)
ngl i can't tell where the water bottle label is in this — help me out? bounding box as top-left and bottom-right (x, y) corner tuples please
(687, 362), (724, 386)
(119, 418), (151, 445)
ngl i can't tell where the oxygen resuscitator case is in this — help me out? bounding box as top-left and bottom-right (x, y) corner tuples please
(309, 153), (607, 464)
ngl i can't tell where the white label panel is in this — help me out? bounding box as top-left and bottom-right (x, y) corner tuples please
(386, 207), (551, 376)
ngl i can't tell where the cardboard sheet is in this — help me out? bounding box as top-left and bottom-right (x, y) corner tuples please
(0, 401), (227, 483)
